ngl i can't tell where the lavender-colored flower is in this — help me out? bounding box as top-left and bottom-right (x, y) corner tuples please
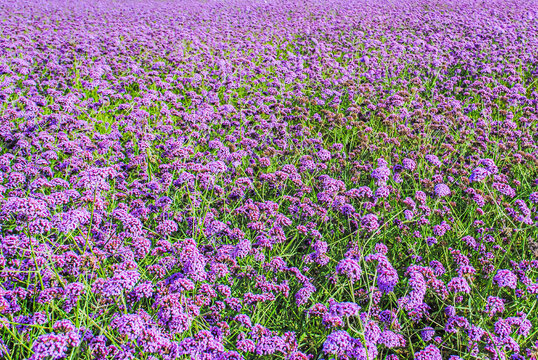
(426, 237), (438, 246)
(399, 268), (427, 310)
(434, 184), (451, 197)
(322, 330), (352, 357)
(447, 277), (471, 294)
(494, 318), (512, 337)
(492, 182), (516, 197)
(361, 213), (379, 232)
(493, 269), (518, 289)
(371, 166), (391, 185)
(155, 294), (193, 335)
(415, 344), (442, 360)
(415, 191), (427, 204)
(365, 252), (399, 293)
(237, 339), (255, 353)
(207, 160), (227, 174)
(295, 282), (316, 306)
(336, 258), (362, 283)
(111, 314), (145, 340)
(420, 327), (435, 341)
(375, 186), (390, 199)
(30, 333), (69, 360)
(485, 296), (505, 317)
(99, 270), (140, 297)
(378, 330), (405, 348)
(479, 158), (498, 174)
(156, 220), (178, 236)
(316, 149), (332, 161)
(402, 158), (416, 171)
(470, 167), (489, 182)
(425, 155), (442, 167)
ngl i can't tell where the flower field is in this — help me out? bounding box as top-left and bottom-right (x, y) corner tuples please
(1, 0), (538, 358)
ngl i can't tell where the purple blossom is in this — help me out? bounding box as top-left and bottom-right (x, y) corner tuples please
(375, 186), (391, 199)
(371, 166), (391, 186)
(378, 330), (405, 349)
(156, 220), (178, 236)
(361, 213), (379, 232)
(485, 296), (505, 317)
(492, 182), (516, 197)
(479, 159), (498, 174)
(336, 258), (362, 283)
(30, 333), (69, 360)
(434, 184), (451, 197)
(111, 314), (146, 340)
(425, 155), (442, 167)
(470, 167), (489, 182)
(420, 327), (435, 341)
(365, 252), (399, 293)
(322, 330), (352, 357)
(447, 277), (471, 294)
(402, 158), (416, 171)
(493, 269), (518, 289)
(415, 345), (442, 360)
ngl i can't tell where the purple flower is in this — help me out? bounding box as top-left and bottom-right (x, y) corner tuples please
(361, 213), (379, 232)
(470, 167), (489, 182)
(420, 327), (435, 341)
(375, 186), (390, 199)
(207, 160), (227, 174)
(336, 258), (362, 283)
(492, 182), (516, 197)
(155, 294), (193, 335)
(494, 318), (512, 337)
(415, 344), (442, 360)
(434, 184), (451, 197)
(415, 190), (427, 204)
(378, 330), (405, 348)
(256, 335), (284, 356)
(425, 155), (442, 167)
(99, 270), (140, 297)
(346, 186), (373, 199)
(371, 166), (391, 185)
(399, 268), (427, 310)
(156, 220), (178, 236)
(365, 252), (399, 293)
(316, 149), (332, 161)
(237, 339), (255, 353)
(426, 237), (438, 246)
(402, 158), (416, 171)
(111, 314), (146, 340)
(493, 269), (518, 289)
(322, 330), (352, 357)
(479, 158), (498, 174)
(447, 277), (471, 294)
(295, 284), (316, 306)
(30, 333), (69, 360)
(485, 296), (505, 316)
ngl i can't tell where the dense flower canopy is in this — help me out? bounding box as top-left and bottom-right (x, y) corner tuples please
(1, 0), (538, 359)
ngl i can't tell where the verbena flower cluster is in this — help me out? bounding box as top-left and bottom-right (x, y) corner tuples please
(1, 0), (538, 358)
